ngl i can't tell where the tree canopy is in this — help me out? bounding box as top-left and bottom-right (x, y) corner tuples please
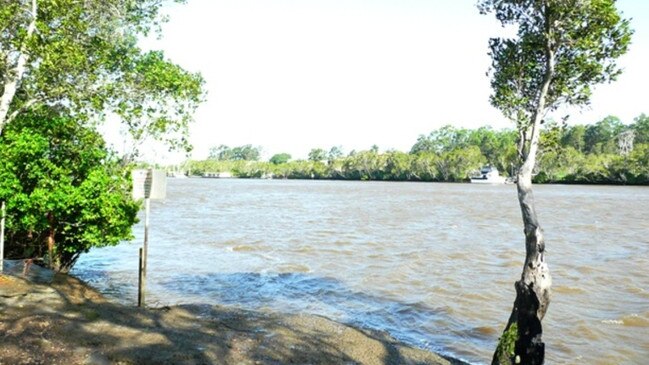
(269, 153), (292, 165)
(208, 144), (262, 161)
(308, 148), (327, 162)
(0, 109), (139, 272)
(0, 0), (205, 152)
(479, 0), (632, 128)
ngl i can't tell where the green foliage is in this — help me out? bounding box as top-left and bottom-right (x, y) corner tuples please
(411, 125), (518, 176)
(208, 145), (261, 161)
(114, 50), (205, 152)
(342, 150), (386, 180)
(233, 162), (268, 178)
(269, 153), (291, 165)
(533, 116), (649, 184)
(1, 0), (205, 152)
(183, 115), (649, 185)
(584, 116), (624, 154)
(410, 152), (439, 181)
(437, 146), (487, 182)
(384, 151), (412, 181)
(561, 124), (587, 152)
(494, 322), (519, 365)
(178, 114), (649, 184)
(410, 125), (470, 154)
(308, 148), (327, 162)
(633, 114), (649, 144)
(327, 146), (344, 162)
(0, 109), (139, 272)
(625, 143), (649, 183)
(479, 0), (632, 127)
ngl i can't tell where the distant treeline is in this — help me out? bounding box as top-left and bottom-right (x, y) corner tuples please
(180, 114), (649, 185)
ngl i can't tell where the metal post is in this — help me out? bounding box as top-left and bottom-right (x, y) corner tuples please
(137, 197), (151, 307)
(144, 197), (150, 269)
(138, 247), (144, 307)
(143, 197), (150, 301)
(0, 201), (5, 273)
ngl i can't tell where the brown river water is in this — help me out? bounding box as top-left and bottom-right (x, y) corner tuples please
(72, 179), (649, 364)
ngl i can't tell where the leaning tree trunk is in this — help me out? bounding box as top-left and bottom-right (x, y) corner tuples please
(492, 123), (553, 365)
(46, 211), (60, 271)
(492, 34), (554, 365)
(492, 171), (552, 365)
(492, 120), (553, 365)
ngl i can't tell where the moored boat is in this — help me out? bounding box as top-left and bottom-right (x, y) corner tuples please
(470, 165), (507, 184)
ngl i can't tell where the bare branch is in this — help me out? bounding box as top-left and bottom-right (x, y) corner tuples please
(5, 98), (39, 125)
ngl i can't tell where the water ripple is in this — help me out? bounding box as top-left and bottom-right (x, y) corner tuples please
(72, 179), (649, 364)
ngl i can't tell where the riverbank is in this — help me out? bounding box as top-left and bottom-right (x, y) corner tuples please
(0, 263), (465, 365)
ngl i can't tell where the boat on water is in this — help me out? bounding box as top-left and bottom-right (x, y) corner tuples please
(167, 171), (188, 178)
(470, 165), (508, 184)
(202, 171), (233, 178)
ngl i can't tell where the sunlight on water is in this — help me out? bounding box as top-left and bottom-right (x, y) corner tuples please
(73, 179), (649, 364)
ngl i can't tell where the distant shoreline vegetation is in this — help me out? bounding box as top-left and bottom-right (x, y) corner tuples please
(175, 115), (649, 185)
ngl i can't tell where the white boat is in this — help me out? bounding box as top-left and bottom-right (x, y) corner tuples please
(168, 171), (188, 178)
(202, 171), (233, 178)
(470, 165), (507, 184)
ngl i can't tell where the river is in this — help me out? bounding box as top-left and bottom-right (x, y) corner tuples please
(72, 178), (649, 364)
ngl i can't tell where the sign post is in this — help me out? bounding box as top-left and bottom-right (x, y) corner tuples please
(132, 169), (166, 307)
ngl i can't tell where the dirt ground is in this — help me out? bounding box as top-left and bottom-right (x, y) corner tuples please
(0, 264), (465, 365)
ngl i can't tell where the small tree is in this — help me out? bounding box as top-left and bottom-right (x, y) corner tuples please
(308, 148), (327, 162)
(209, 145), (261, 161)
(269, 153), (291, 165)
(632, 114), (649, 144)
(327, 146), (344, 162)
(478, 1), (632, 364)
(208, 145), (233, 160)
(0, 109), (139, 272)
(232, 145), (262, 161)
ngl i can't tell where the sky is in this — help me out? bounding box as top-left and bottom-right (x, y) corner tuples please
(122, 0), (649, 163)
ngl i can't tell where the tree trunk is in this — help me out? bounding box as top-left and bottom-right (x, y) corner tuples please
(492, 10), (555, 362)
(491, 173), (552, 365)
(47, 227), (56, 269)
(0, 0), (37, 133)
(46, 212), (58, 271)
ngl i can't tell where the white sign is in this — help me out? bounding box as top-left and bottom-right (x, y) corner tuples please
(132, 169), (167, 200)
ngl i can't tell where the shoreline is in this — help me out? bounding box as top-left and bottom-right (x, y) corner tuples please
(1, 262), (469, 365)
(181, 175), (649, 187)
